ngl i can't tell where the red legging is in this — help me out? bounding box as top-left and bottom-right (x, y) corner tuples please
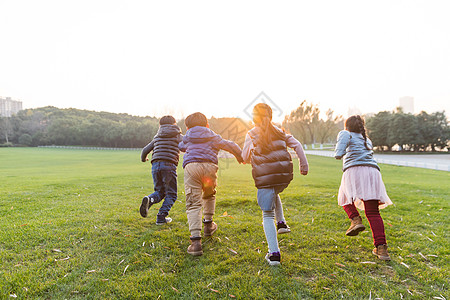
(343, 200), (386, 247)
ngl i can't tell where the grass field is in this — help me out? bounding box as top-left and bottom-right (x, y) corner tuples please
(1, 148), (449, 299)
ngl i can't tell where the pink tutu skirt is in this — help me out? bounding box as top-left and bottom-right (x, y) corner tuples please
(338, 166), (393, 210)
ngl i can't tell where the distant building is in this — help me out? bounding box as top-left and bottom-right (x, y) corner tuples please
(399, 96), (414, 114)
(0, 97), (23, 117)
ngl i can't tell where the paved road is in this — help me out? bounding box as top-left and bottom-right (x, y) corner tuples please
(304, 150), (450, 172)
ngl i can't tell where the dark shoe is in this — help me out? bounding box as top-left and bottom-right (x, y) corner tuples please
(140, 196), (155, 218)
(277, 221), (291, 234)
(346, 216), (365, 236)
(187, 236), (203, 256)
(203, 219), (218, 236)
(156, 214), (172, 225)
(265, 252), (281, 266)
(372, 244), (391, 261)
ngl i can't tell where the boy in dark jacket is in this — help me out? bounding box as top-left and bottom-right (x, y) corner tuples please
(140, 115), (182, 225)
(179, 112), (244, 256)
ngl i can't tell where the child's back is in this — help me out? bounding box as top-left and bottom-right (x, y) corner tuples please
(179, 125), (243, 167)
(179, 112), (243, 256)
(242, 103), (308, 266)
(246, 126), (294, 189)
(140, 116), (182, 225)
(141, 124), (182, 164)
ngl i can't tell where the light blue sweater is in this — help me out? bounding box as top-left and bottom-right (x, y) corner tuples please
(334, 130), (379, 172)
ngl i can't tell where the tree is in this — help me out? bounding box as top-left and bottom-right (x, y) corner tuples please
(18, 133), (32, 146)
(316, 109), (343, 144)
(366, 111), (394, 151)
(4, 106), (160, 147)
(429, 111), (449, 150)
(416, 111), (442, 151)
(283, 101), (342, 145)
(283, 101), (321, 144)
(0, 117), (13, 143)
(387, 113), (423, 151)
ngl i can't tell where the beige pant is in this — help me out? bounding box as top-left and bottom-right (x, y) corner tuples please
(184, 162), (218, 237)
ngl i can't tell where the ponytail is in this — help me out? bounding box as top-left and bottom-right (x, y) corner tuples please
(253, 103), (286, 153)
(356, 115), (372, 150)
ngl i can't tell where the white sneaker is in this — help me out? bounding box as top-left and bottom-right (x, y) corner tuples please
(277, 221), (291, 234)
(265, 252), (281, 266)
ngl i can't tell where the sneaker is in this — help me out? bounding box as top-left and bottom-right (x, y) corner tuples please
(372, 244), (391, 261)
(265, 252), (281, 266)
(277, 221), (291, 234)
(156, 214), (172, 225)
(140, 196), (155, 218)
(187, 236), (203, 256)
(346, 216), (365, 236)
(203, 219), (218, 236)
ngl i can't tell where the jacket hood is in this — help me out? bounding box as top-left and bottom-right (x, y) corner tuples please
(183, 126), (218, 143)
(156, 124), (182, 138)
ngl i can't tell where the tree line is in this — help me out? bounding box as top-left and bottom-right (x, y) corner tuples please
(0, 106), (159, 148)
(1, 104), (448, 152)
(0, 104), (343, 149)
(366, 110), (449, 152)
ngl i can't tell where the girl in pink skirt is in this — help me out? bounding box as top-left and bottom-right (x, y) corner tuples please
(334, 115), (393, 260)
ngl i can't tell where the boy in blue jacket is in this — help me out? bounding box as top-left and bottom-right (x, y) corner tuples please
(179, 112), (244, 256)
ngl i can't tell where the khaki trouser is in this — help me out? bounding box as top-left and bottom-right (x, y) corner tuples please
(184, 162), (218, 237)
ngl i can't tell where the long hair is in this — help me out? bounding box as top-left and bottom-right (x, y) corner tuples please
(252, 103), (286, 153)
(345, 115), (372, 150)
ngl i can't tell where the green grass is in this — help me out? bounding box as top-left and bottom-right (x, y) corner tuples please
(1, 148), (449, 299)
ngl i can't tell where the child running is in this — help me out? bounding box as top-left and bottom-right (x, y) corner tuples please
(242, 103), (309, 265)
(140, 115), (182, 225)
(179, 112), (244, 256)
(334, 115), (393, 260)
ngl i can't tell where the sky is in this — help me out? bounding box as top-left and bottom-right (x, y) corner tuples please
(1, 0), (450, 122)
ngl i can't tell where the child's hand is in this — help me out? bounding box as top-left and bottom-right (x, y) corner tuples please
(300, 170), (308, 175)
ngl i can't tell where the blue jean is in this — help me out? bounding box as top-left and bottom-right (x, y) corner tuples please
(148, 160), (177, 216)
(257, 186), (286, 254)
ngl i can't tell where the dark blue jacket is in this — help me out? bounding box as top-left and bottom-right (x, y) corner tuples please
(141, 124), (183, 165)
(179, 126), (243, 168)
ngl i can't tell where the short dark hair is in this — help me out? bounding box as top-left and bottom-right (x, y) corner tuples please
(160, 115), (176, 125)
(185, 112), (208, 128)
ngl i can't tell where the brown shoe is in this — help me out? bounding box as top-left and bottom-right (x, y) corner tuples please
(203, 219), (218, 237)
(187, 236), (203, 256)
(372, 244), (391, 261)
(346, 216), (365, 236)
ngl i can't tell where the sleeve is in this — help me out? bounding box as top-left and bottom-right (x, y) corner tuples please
(241, 133), (254, 163)
(334, 130), (351, 159)
(177, 134), (183, 144)
(216, 137), (244, 163)
(141, 140), (155, 162)
(178, 140), (187, 152)
(286, 135), (309, 172)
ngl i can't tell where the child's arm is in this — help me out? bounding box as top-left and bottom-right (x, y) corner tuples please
(216, 138), (244, 163)
(334, 130), (350, 159)
(178, 134), (184, 143)
(241, 133), (254, 163)
(178, 140), (187, 152)
(286, 135), (309, 175)
(141, 140), (155, 162)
